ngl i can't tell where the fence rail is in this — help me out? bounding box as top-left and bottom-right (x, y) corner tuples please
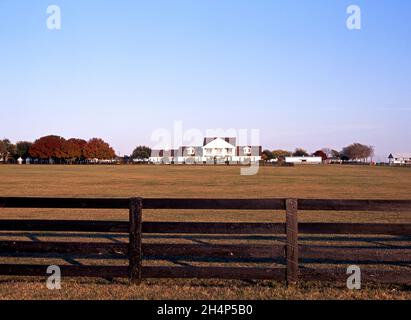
(0, 197), (410, 285)
(2, 197), (411, 211)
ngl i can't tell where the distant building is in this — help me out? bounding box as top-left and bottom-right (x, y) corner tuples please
(149, 137), (262, 164)
(388, 153), (411, 165)
(285, 156), (323, 165)
(149, 149), (178, 164)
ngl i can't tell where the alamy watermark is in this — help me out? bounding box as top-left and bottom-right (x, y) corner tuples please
(45, 4), (358, 32)
(46, 5), (61, 30)
(346, 5), (361, 30)
(346, 265), (361, 290)
(46, 265), (61, 290)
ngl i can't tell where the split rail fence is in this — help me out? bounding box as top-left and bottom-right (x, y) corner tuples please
(0, 197), (410, 285)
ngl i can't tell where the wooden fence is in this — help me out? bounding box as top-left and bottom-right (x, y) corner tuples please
(0, 197), (410, 285)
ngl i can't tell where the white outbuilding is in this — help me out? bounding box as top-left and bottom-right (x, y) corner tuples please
(388, 153), (411, 165)
(285, 156), (323, 165)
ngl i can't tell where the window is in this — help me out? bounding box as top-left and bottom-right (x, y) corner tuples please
(243, 147), (251, 155)
(187, 147), (195, 156)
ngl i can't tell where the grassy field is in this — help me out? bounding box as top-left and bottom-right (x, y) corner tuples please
(0, 164), (410, 300)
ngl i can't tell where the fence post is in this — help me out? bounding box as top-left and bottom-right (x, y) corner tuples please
(286, 198), (298, 285)
(129, 197), (143, 283)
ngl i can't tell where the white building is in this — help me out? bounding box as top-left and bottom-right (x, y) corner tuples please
(285, 156), (323, 165)
(150, 150), (177, 164)
(202, 138), (236, 163)
(388, 153), (411, 165)
(149, 137), (262, 164)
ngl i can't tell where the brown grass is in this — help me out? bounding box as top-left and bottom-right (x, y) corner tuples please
(0, 164), (410, 300)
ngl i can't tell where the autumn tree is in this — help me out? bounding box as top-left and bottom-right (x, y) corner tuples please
(62, 138), (87, 163)
(16, 141), (33, 159)
(83, 138), (116, 160)
(341, 143), (374, 162)
(293, 148), (309, 157)
(313, 150), (327, 161)
(131, 146), (152, 161)
(29, 135), (66, 162)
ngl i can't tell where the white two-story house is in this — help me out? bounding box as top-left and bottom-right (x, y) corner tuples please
(149, 137), (262, 164)
(202, 138), (237, 162)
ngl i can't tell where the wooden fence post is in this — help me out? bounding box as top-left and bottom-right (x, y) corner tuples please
(286, 198), (298, 285)
(129, 197), (143, 283)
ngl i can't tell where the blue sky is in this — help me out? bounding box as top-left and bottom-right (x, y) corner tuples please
(0, 0), (410, 160)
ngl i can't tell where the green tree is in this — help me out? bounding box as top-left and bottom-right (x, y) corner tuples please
(0, 139), (16, 162)
(16, 141), (33, 159)
(0, 140), (7, 162)
(293, 148), (309, 157)
(330, 149), (341, 159)
(261, 149), (274, 161)
(132, 146), (152, 161)
(271, 150), (292, 160)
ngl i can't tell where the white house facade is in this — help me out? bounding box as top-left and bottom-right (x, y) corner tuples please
(388, 153), (411, 165)
(149, 149), (177, 164)
(149, 137), (262, 164)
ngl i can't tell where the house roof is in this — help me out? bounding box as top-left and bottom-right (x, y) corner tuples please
(151, 150), (163, 157)
(203, 137), (236, 146)
(151, 149), (178, 157)
(389, 153), (411, 159)
(203, 137), (236, 149)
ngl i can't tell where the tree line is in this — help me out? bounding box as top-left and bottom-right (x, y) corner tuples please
(0, 136), (116, 164)
(261, 143), (375, 163)
(1, 137), (375, 164)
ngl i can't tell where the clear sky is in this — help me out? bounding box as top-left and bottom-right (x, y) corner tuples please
(0, 0), (410, 161)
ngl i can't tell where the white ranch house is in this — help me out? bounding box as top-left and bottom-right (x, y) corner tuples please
(388, 153), (411, 165)
(150, 137), (262, 164)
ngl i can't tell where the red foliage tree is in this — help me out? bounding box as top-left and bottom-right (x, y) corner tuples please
(29, 135), (66, 161)
(313, 150), (328, 161)
(83, 138), (116, 160)
(62, 138), (87, 163)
